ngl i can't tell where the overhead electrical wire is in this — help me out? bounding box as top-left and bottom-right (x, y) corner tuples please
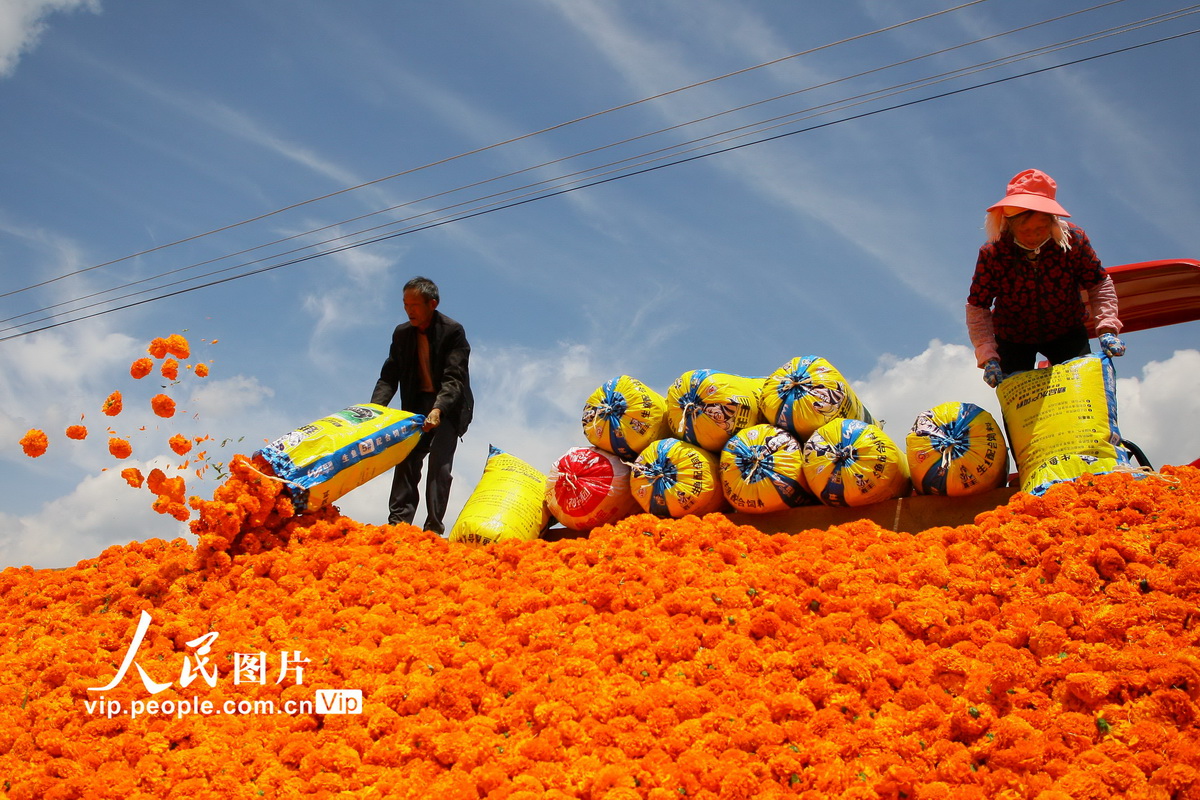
(2, 7), (1197, 341)
(3, 4), (1193, 335)
(0, 0), (993, 302)
(0, 0), (1159, 334)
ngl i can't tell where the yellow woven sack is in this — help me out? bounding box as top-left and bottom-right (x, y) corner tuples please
(629, 438), (725, 518)
(665, 369), (763, 452)
(907, 402), (1008, 496)
(256, 403), (423, 512)
(996, 354), (1130, 495)
(760, 356), (875, 440)
(449, 446), (550, 545)
(720, 424), (814, 513)
(802, 418), (910, 507)
(545, 446), (640, 531)
(581, 376), (669, 460)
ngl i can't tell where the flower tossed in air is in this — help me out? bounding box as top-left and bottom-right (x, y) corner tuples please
(169, 434), (193, 456)
(107, 437), (132, 459)
(151, 394), (176, 418)
(102, 391), (123, 417)
(195, 363), (210, 378)
(65, 425), (88, 440)
(120, 467), (144, 488)
(19, 429), (48, 457)
(130, 357), (153, 379)
(161, 359), (179, 381)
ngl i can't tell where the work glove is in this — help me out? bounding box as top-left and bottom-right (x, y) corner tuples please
(982, 358), (1004, 388)
(1099, 332), (1126, 357)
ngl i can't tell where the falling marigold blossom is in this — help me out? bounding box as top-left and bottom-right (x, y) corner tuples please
(19, 429), (48, 457)
(65, 424), (88, 440)
(161, 358), (179, 381)
(195, 362), (210, 378)
(165, 333), (190, 359)
(147, 337), (170, 359)
(101, 391), (123, 416)
(107, 437), (132, 459)
(151, 394), (176, 418)
(130, 357), (154, 379)
(168, 434), (193, 456)
(121, 467), (144, 488)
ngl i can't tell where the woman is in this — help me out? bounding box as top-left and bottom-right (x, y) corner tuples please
(966, 168), (1125, 387)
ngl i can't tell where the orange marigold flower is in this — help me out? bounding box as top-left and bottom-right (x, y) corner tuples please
(151, 394), (176, 418)
(195, 363), (210, 378)
(148, 337), (170, 359)
(130, 357), (154, 379)
(161, 358), (179, 381)
(121, 467), (145, 488)
(169, 434), (193, 456)
(65, 424), (88, 440)
(19, 429), (48, 458)
(108, 437), (132, 459)
(102, 391), (123, 416)
(166, 333), (190, 359)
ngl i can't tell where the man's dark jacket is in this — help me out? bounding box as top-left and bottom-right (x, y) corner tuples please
(371, 311), (473, 435)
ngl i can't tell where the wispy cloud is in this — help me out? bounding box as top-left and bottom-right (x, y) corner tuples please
(0, 0), (98, 78)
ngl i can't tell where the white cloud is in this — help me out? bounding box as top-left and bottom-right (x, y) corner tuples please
(187, 375), (275, 419)
(0, 463), (188, 570)
(1113, 350), (1200, 469)
(0, 0), (98, 78)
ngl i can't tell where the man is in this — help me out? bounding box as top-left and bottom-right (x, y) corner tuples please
(371, 276), (473, 534)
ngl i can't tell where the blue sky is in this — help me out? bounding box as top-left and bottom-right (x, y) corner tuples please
(2, 0), (1199, 568)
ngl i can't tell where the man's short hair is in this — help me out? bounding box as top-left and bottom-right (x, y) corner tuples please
(404, 276), (439, 304)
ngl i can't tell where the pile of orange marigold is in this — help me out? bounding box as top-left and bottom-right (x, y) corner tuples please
(2, 459), (1199, 799)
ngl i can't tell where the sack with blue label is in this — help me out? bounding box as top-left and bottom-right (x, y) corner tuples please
(720, 424), (815, 513)
(256, 403), (423, 512)
(907, 401), (1008, 496)
(666, 369), (763, 452)
(760, 356), (874, 440)
(629, 437), (725, 518)
(996, 354), (1131, 495)
(802, 418), (910, 507)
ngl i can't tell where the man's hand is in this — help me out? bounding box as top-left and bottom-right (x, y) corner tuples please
(982, 359), (1004, 388)
(423, 407), (442, 432)
(1099, 332), (1126, 357)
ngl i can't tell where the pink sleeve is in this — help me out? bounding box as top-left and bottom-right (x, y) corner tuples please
(965, 303), (999, 367)
(1088, 275), (1123, 335)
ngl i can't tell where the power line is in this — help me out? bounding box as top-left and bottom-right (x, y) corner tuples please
(3, 23), (1195, 343)
(2, 0), (1154, 333)
(7, 1), (1188, 334)
(0, 0), (993, 302)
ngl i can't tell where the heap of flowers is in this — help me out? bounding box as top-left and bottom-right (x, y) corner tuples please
(1, 459), (1198, 798)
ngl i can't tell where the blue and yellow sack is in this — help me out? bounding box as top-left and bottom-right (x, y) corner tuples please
(256, 403), (423, 512)
(907, 402), (1008, 496)
(996, 354), (1130, 495)
(629, 437), (725, 518)
(720, 424), (814, 513)
(802, 418), (910, 507)
(582, 375), (669, 460)
(760, 356), (874, 440)
(665, 369), (763, 452)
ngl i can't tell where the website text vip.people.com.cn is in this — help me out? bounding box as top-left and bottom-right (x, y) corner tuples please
(81, 688), (363, 720)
